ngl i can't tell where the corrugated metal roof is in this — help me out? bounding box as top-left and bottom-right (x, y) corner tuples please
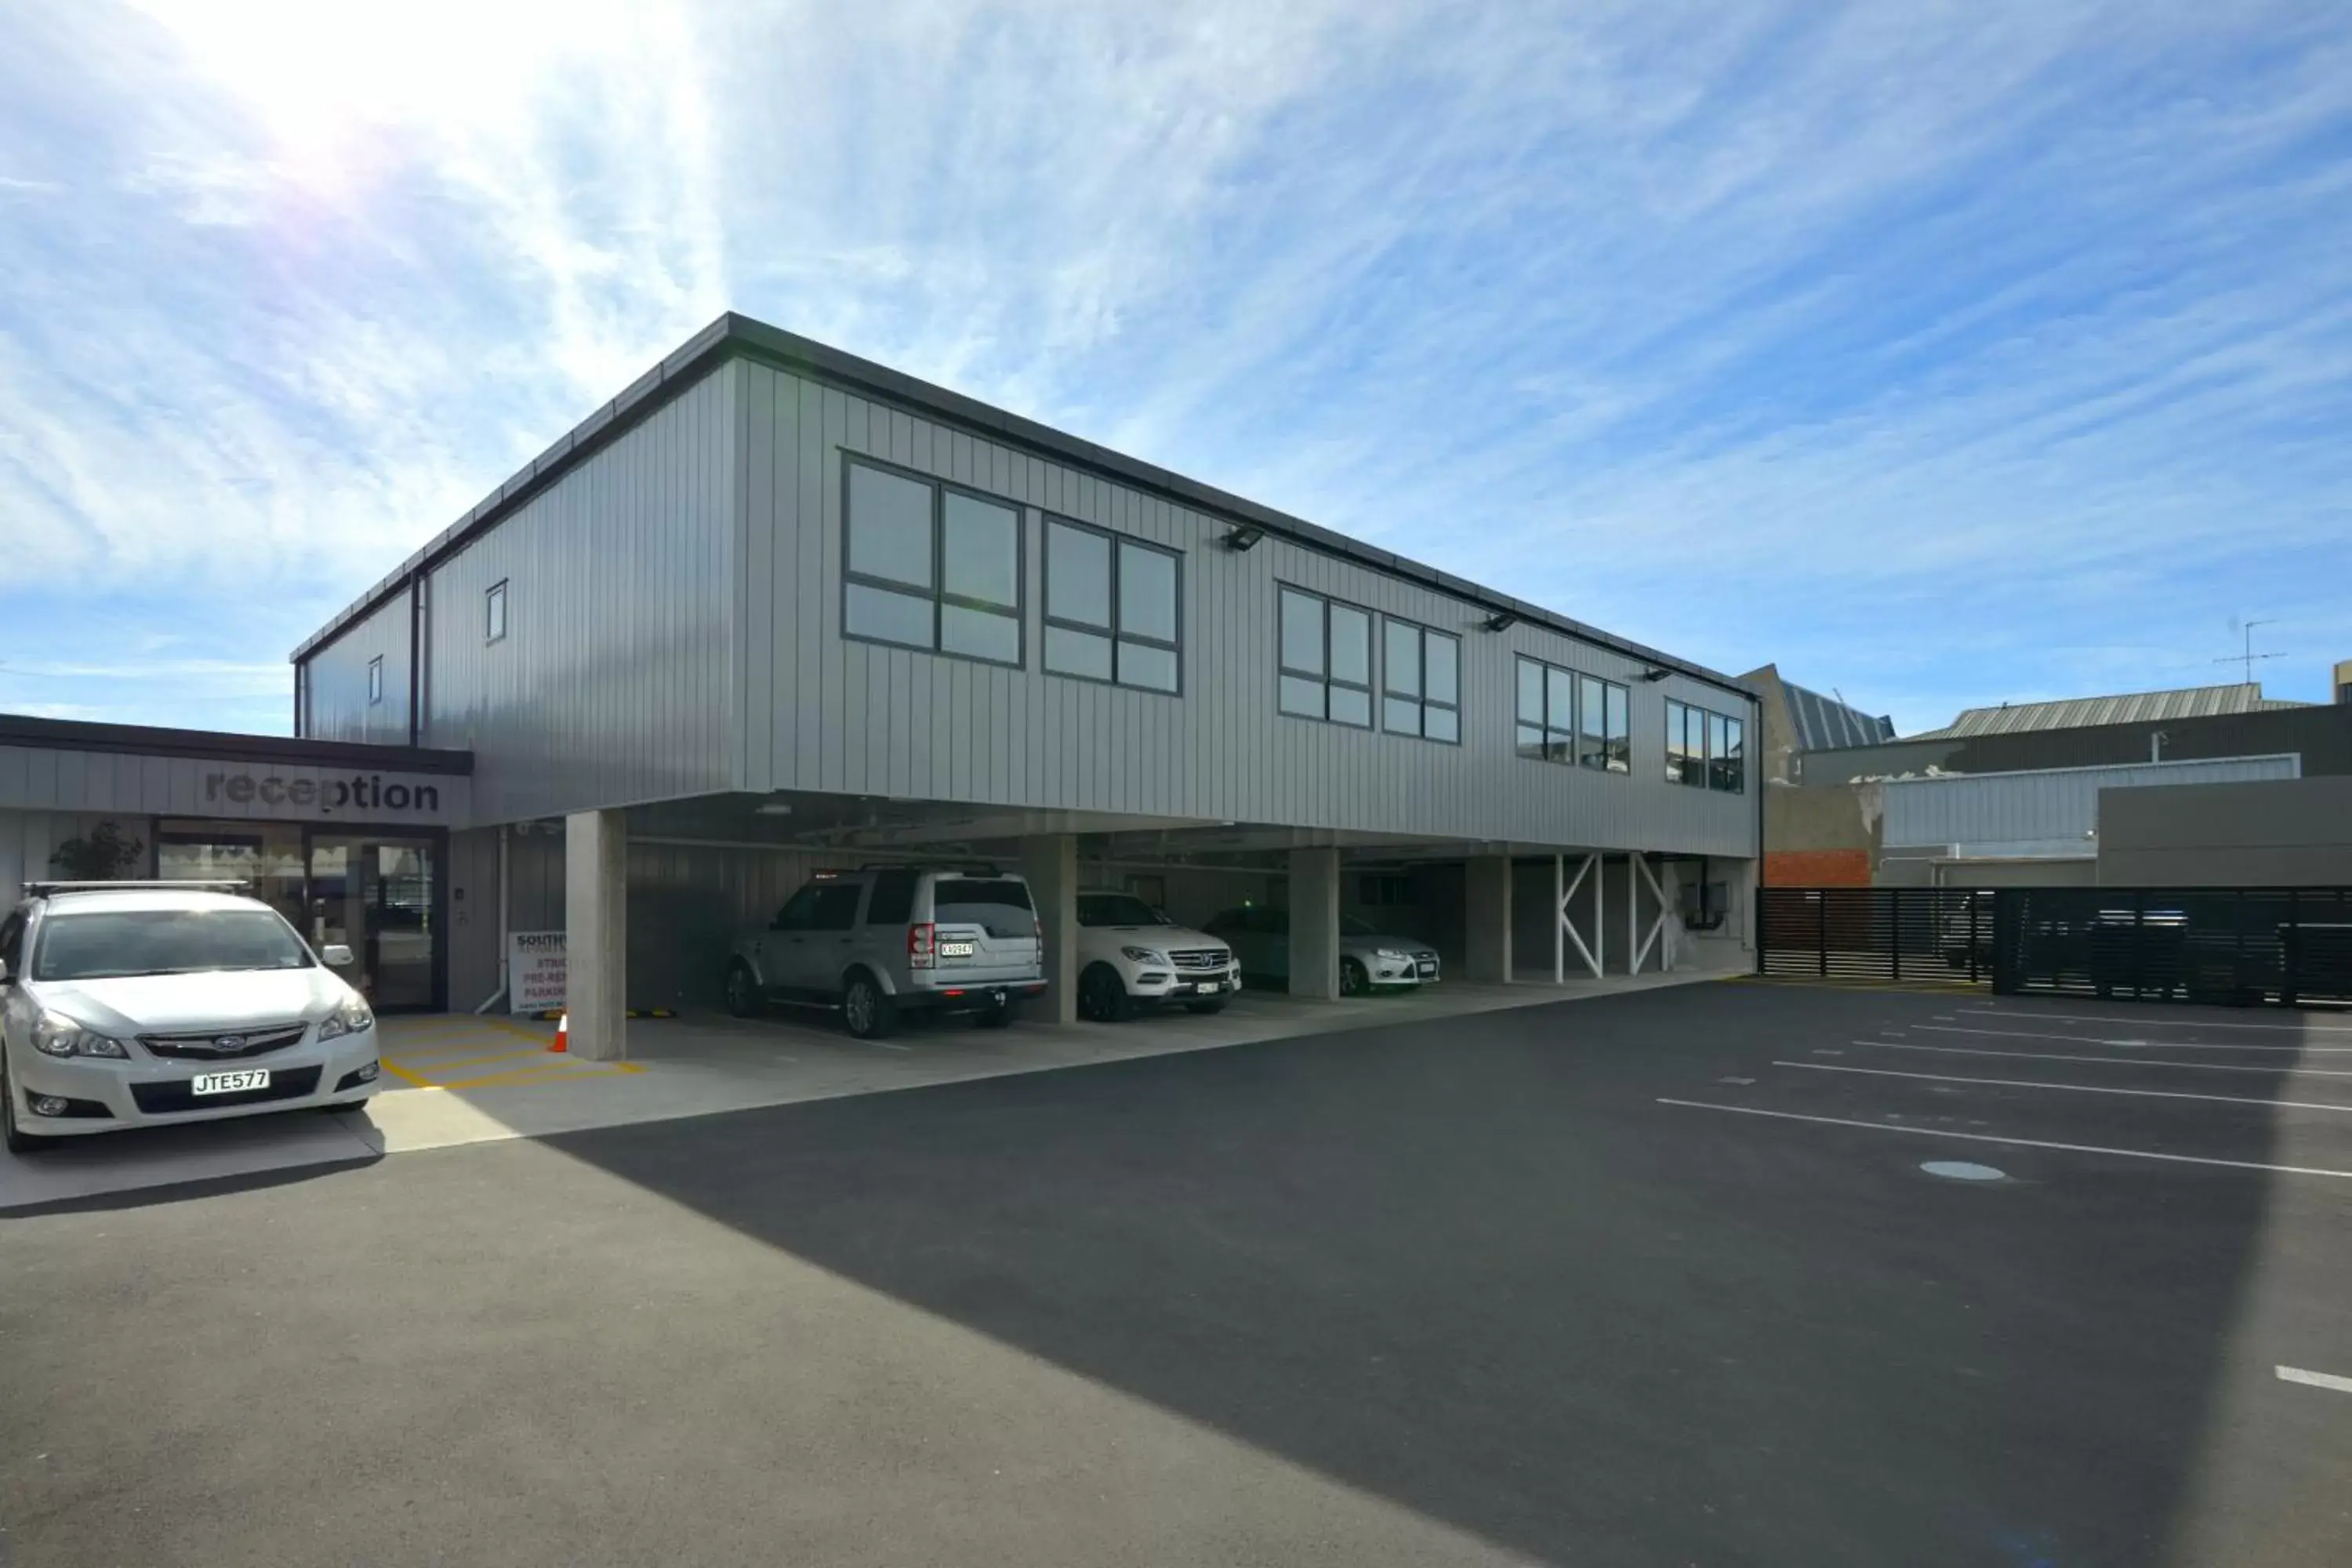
(1781, 679), (1896, 751)
(1914, 683), (2309, 739)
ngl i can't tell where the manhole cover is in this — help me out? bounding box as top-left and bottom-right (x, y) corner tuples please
(1922, 1160), (2005, 1182)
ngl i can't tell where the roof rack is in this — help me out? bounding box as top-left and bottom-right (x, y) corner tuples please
(22, 880), (254, 895)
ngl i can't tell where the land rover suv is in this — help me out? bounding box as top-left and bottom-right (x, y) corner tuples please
(726, 867), (1047, 1038)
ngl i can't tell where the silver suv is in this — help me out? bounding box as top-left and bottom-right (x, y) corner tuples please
(2, 882), (379, 1155)
(726, 867), (1047, 1039)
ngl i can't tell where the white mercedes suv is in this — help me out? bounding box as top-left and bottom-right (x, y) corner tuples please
(1073, 891), (1240, 1021)
(1, 883), (381, 1155)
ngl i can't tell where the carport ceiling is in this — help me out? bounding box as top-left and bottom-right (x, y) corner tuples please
(612, 789), (1582, 868)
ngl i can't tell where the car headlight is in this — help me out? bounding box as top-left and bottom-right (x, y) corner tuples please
(1120, 947), (1170, 966)
(1374, 948), (1406, 961)
(317, 994), (376, 1041)
(33, 1012), (129, 1058)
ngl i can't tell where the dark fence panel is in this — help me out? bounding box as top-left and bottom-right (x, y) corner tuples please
(1759, 887), (1993, 985)
(1992, 887), (2352, 1007)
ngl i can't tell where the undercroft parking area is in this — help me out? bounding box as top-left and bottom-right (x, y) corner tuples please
(5, 982), (2347, 1566)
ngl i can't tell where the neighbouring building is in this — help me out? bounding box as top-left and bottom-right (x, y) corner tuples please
(1740, 663), (1894, 887)
(1767, 678), (2352, 889)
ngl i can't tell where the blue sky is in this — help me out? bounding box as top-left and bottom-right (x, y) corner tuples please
(2, 1), (2347, 738)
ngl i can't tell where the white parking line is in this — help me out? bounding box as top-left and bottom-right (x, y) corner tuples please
(1773, 1059), (2352, 1114)
(1860, 1040), (2352, 1077)
(1962, 1007), (2352, 1034)
(2277, 1366), (2352, 1395)
(1654, 1099), (2352, 1180)
(1918, 1023), (2352, 1055)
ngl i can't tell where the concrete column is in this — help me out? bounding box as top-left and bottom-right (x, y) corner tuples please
(564, 809), (628, 1061)
(1287, 847), (1341, 999)
(1552, 854), (1565, 984)
(1463, 854), (1513, 984)
(1020, 834), (1080, 1024)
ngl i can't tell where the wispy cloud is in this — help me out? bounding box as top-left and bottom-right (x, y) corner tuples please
(1, 0), (2347, 735)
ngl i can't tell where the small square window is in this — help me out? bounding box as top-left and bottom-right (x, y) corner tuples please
(485, 580), (508, 643)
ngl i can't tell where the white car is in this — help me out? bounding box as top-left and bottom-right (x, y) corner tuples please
(1073, 891), (1241, 1021)
(1, 883), (381, 1155)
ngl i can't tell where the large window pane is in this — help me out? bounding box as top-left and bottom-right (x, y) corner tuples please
(1330, 604), (1370, 686)
(1428, 635), (1458, 706)
(1384, 621), (1421, 697)
(941, 604), (1019, 664)
(1280, 590), (1324, 675)
(1426, 705), (1459, 743)
(942, 493), (1018, 608)
(1578, 675), (1606, 768)
(1547, 668), (1576, 731)
(1518, 659), (1544, 724)
(1606, 684), (1630, 773)
(1119, 544), (1178, 643)
(1664, 700), (1686, 784)
(1517, 722), (1547, 758)
(1046, 625), (1112, 681)
(1048, 523), (1112, 627)
(1329, 685), (1372, 728)
(1279, 673), (1325, 717)
(845, 583), (933, 649)
(1719, 716), (1744, 792)
(1384, 696), (1421, 734)
(1118, 640), (1178, 692)
(848, 466), (933, 589)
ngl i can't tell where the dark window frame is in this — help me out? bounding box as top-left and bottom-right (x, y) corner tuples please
(1517, 655), (1628, 773)
(1379, 616), (1462, 746)
(839, 452), (1026, 670)
(1576, 672), (1630, 775)
(366, 655), (384, 706)
(485, 579), (508, 644)
(1277, 585), (1375, 730)
(1665, 698), (1746, 794)
(1040, 513), (1184, 695)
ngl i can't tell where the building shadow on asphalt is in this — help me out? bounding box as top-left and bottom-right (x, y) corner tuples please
(543, 983), (2310, 1565)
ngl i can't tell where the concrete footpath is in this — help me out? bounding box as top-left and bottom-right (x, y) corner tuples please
(0, 971), (1722, 1211)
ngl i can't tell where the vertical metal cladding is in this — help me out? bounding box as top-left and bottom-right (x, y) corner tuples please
(302, 595), (413, 746)
(735, 358), (1756, 856)
(416, 368), (739, 824)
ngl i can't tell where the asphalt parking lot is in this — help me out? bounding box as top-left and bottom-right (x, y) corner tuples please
(4, 982), (2350, 1566)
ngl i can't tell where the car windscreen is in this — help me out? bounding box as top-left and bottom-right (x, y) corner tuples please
(931, 879), (1038, 938)
(31, 909), (317, 982)
(1341, 915), (1381, 937)
(1076, 894), (1167, 927)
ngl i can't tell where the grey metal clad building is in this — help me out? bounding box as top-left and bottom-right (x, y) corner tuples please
(268, 313), (1759, 1051)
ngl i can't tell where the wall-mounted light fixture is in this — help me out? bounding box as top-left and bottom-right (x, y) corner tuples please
(1222, 524), (1265, 551)
(1480, 611), (1519, 633)
(1638, 666), (1671, 683)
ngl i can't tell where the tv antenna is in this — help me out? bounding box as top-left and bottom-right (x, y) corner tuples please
(2216, 617), (2283, 685)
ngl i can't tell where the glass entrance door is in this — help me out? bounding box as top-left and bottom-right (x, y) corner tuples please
(309, 835), (439, 1010)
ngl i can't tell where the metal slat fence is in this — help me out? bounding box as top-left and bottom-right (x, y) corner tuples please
(1992, 887), (2352, 1007)
(1760, 885), (2352, 1008)
(1759, 887), (1992, 985)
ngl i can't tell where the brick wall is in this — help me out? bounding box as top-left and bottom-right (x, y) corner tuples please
(1764, 848), (1871, 887)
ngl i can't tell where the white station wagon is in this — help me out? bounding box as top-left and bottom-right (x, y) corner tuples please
(1, 883), (381, 1154)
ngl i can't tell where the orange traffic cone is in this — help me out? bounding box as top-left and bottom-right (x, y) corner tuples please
(549, 1013), (569, 1053)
